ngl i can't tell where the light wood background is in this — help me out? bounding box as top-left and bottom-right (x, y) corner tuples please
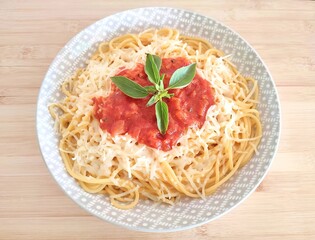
(1, 0), (315, 239)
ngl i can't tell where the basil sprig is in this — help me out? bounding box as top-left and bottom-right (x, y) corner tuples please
(110, 54), (196, 134)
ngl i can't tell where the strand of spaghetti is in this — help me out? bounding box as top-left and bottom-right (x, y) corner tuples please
(109, 185), (139, 199)
(227, 140), (234, 170)
(110, 187), (140, 210)
(79, 181), (106, 193)
(205, 153), (244, 195)
(161, 161), (200, 198)
(215, 157), (220, 184)
(107, 186), (135, 202)
(182, 170), (205, 199)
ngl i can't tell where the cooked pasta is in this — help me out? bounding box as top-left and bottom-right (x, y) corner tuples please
(49, 28), (262, 209)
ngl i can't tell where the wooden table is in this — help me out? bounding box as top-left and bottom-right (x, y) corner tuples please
(1, 0), (315, 239)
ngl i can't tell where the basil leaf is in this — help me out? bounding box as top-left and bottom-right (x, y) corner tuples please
(155, 100), (169, 134)
(145, 54), (161, 85)
(152, 54), (162, 71)
(168, 63), (196, 89)
(111, 76), (148, 99)
(146, 95), (159, 107)
(144, 86), (157, 93)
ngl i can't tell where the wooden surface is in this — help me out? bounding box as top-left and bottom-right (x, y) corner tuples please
(1, 0), (315, 239)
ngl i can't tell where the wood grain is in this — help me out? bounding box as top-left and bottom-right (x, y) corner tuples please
(1, 0), (315, 239)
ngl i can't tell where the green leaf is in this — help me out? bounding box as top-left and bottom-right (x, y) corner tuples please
(145, 54), (161, 85)
(152, 55), (162, 71)
(144, 86), (157, 93)
(168, 63), (196, 89)
(146, 95), (159, 107)
(155, 100), (169, 134)
(111, 76), (148, 99)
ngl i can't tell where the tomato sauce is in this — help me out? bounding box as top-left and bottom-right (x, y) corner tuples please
(93, 58), (214, 151)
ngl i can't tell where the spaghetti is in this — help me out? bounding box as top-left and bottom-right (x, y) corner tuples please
(49, 28), (262, 209)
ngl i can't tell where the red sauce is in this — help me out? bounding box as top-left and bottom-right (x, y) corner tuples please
(93, 58), (214, 151)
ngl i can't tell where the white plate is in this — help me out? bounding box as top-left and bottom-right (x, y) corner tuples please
(37, 7), (281, 232)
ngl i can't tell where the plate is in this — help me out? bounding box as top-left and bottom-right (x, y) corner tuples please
(36, 7), (281, 232)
